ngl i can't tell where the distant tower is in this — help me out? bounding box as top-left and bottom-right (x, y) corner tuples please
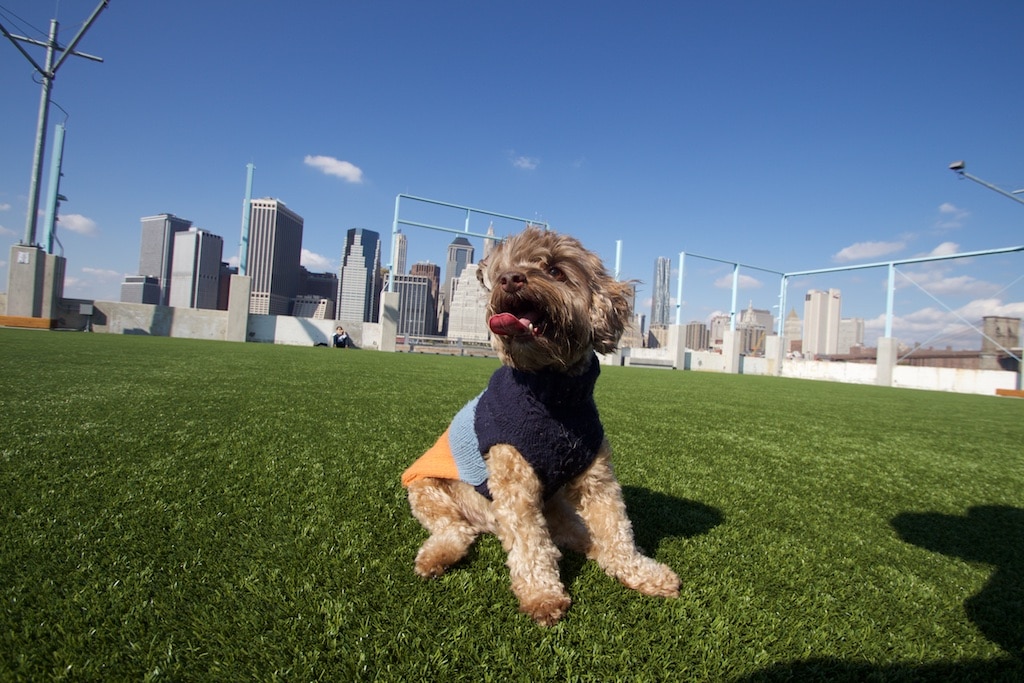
(410, 261), (441, 326)
(651, 256), (672, 327)
(803, 289), (841, 357)
(394, 231), (408, 276)
(134, 213), (192, 306)
(245, 199), (304, 315)
(337, 228), (383, 323)
(170, 227), (224, 310)
(483, 223), (497, 261)
(784, 308), (801, 353)
(439, 236), (474, 334)
(392, 273), (435, 336)
(446, 263), (490, 342)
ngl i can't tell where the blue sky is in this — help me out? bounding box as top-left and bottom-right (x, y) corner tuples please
(2, 1), (1022, 348)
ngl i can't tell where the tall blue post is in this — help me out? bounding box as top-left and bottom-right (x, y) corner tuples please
(43, 122), (66, 254)
(238, 163), (254, 276)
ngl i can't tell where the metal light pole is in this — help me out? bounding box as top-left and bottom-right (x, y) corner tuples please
(0, 0), (109, 246)
(948, 161), (1024, 208)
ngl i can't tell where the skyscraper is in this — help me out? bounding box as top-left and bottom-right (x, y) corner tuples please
(337, 228), (383, 323)
(169, 227), (224, 310)
(133, 213), (192, 306)
(651, 256), (672, 328)
(803, 288), (841, 357)
(393, 273), (435, 336)
(439, 237), (474, 334)
(393, 231), (408, 277)
(483, 223), (497, 262)
(245, 198), (304, 315)
(446, 263), (489, 342)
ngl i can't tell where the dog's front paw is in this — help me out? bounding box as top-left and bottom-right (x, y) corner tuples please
(621, 557), (681, 598)
(519, 591), (572, 626)
(414, 541), (460, 578)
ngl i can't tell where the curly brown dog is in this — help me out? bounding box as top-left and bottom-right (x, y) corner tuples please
(402, 226), (680, 626)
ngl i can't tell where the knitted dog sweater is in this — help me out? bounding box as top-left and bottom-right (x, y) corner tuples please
(401, 354), (604, 500)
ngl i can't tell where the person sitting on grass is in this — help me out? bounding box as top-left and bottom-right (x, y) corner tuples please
(333, 326), (350, 348)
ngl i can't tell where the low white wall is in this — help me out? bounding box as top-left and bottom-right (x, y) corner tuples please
(246, 315), (367, 348)
(892, 365), (1017, 395)
(91, 301), (228, 340)
(780, 359), (878, 385)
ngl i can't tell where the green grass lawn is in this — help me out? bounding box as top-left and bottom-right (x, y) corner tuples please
(1, 329), (1021, 681)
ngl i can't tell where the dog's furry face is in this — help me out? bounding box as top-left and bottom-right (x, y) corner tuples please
(478, 227), (633, 373)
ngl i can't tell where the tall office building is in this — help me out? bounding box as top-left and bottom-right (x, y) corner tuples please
(803, 288), (842, 357)
(394, 231), (408, 276)
(651, 256), (672, 328)
(483, 223), (498, 261)
(685, 321), (710, 350)
(446, 263), (489, 342)
(337, 228), (383, 323)
(169, 227), (224, 310)
(393, 273), (435, 336)
(783, 309), (802, 353)
(439, 237), (474, 334)
(410, 262), (441, 329)
(246, 198), (304, 315)
(837, 318), (865, 354)
(129, 213), (192, 306)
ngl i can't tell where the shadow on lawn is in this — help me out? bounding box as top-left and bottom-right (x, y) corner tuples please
(737, 656), (1023, 682)
(891, 505), (1024, 661)
(621, 486), (724, 554)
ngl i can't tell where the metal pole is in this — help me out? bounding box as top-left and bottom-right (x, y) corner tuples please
(676, 251), (685, 326)
(884, 262), (896, 338)
(239, 163), (254, 275)
(43, 122), (66, 254)
(777, 275), (787, 337)
(22, 20), (58, 246)
(614, 240), (622, 280)
(730, 264), (739, 332)
(956, 169), (1024, 207)
(389, 195), (402, 292)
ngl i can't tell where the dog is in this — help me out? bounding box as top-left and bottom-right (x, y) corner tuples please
(401, 226), (680, 626)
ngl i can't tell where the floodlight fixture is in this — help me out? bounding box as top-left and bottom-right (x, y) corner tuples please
(948, 160), (1024, 207)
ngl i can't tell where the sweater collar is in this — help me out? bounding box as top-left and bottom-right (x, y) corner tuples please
(506, 353), (600, 408)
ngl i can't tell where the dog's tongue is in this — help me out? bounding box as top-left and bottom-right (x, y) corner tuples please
(489, 312), (531, 336)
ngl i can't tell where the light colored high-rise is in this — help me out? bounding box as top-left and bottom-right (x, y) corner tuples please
(803, 288), (842, 357)
(337, 228), (383, 323)
(446, 263), (489, 342)
(685, 321), (710, 350)
(170, 227), (224, 310)
(837, 318), (865, 354)
(132, 213), (192, 305)
(394, 231), (408, 276)
(439, 237), (474, 333)
(783, 309), (802, 353)
(483, 223), (497, 261)
(651, 256), (672, 327)
(246, 199), (304, 315)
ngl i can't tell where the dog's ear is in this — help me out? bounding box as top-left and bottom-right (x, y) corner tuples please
(476, 257), (492, 291)
(590, 278), (634, 353)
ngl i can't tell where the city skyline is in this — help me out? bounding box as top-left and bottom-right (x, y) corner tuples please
(1, 2), (1022, 350)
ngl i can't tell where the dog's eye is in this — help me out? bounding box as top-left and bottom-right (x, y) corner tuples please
(546, 265), (565, 281)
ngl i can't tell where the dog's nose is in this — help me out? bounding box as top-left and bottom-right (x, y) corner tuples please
(498, 271), (527, 293)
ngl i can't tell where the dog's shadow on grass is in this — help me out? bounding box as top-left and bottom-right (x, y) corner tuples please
(556, 487), (723, 582)
(891, 505), (1024, 660)
(621, 485), (723, 553)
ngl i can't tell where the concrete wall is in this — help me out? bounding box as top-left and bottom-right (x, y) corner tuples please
(246, 315), (366, 348)
(90, 300), (228, 340)
(892, 365), (1017, 395)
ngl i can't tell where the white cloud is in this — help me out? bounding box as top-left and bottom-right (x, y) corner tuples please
(58, 214), (98, 237)
(510, 153), (539, 170)
(714, 273), (762, 289)
(81, 267), (122, 279)
(304, 155), (364, 183)
(0, 202), (11, 211)
(226, 254), (240, 268)
(833, 240), (905, 263)
(935, 202), (968, 230)
(923, 241), (960, 258)
(863, 297), (1024, 347)
(301, 248), (333, 271)
(0, 223), (15, 237)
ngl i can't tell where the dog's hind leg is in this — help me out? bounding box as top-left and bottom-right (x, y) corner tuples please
(565, 445), (681, 598)
(486, 444), (571, 626)
(407, 478), (484, 578)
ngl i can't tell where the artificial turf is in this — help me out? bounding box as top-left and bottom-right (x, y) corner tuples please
(0, 328), (1021, 681)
